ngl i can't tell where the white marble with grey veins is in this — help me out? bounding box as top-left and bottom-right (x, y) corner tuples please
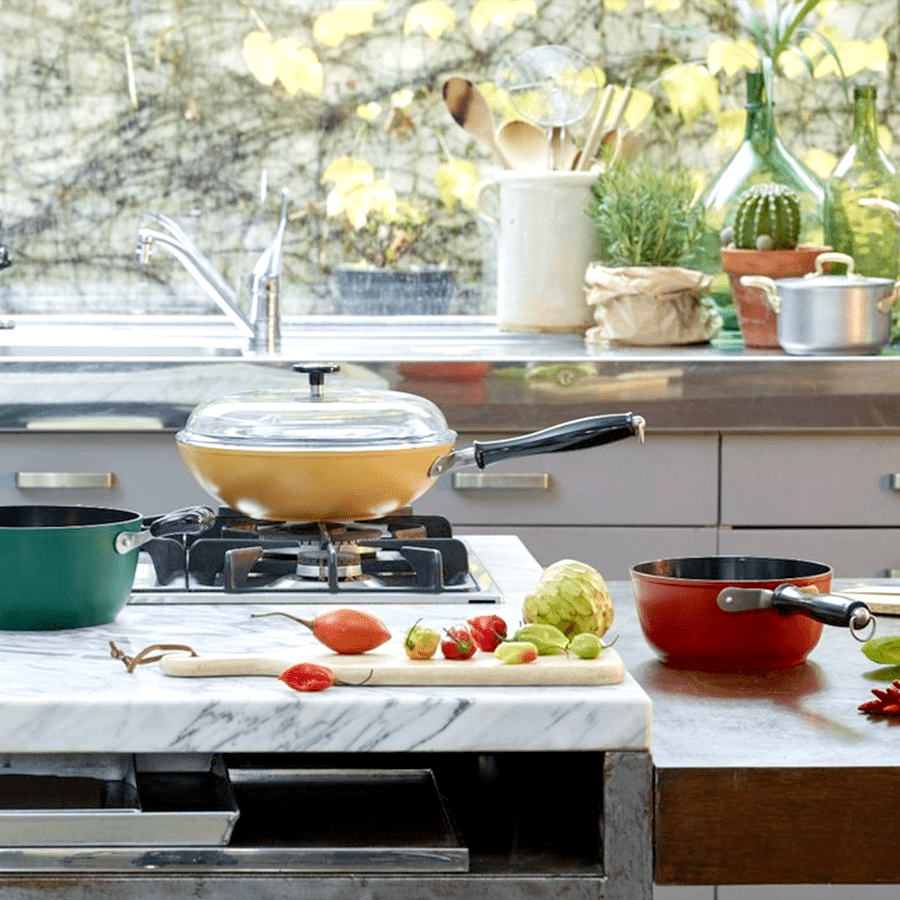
(0, 537), (650, 755)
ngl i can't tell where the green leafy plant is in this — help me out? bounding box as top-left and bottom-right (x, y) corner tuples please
(588, 165), (707, 268)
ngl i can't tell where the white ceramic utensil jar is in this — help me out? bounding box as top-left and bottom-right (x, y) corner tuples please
(477, 170), (599, 332)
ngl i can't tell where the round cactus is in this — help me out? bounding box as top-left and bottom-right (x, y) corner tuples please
(733, 183), (801, 250)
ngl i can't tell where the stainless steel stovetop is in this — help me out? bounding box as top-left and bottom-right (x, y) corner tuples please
(127, 510), (504, 605)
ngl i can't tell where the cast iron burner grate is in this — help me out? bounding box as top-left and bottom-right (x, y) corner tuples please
(136, 509), (490, 599)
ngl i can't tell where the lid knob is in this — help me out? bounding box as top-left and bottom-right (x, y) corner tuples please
(292, 363), (340, 400)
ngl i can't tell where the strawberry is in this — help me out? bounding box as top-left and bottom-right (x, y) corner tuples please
(404, 620), (441, 660)
(441, 626), (476, 660)
(466, 614), (508, 652)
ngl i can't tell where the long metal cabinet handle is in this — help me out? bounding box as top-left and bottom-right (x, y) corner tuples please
(16, 472), (116, 490)
(451, 472), (551, 491)
(891, 474), (900, 492)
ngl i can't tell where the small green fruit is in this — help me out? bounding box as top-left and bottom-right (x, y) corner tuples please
(512, 623), (570, 656)
(495, 641), (539, 665)
(568, 633), (605, 660)
(404, 621), (441, 660)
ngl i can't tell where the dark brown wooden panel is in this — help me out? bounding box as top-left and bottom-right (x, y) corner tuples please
(656, 767), (900, 885)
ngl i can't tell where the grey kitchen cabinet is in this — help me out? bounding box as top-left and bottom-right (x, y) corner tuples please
(0, 432), (212, 515)
(721, 432), (900, 527)
(720, 432), (900, 578)
(416, 432), (720, 579)
(717, 527), (900, 579)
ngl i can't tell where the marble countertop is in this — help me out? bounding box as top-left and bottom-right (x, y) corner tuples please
(0, 536), (650, 756)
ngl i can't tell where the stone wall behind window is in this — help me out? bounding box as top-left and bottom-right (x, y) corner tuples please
(0, 1), (895, 316)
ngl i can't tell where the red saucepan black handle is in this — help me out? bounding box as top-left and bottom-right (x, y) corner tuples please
(718, 583), (875, 637)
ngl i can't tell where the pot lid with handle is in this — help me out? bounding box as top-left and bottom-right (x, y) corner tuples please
(775, 251), (895, 291)
(176, 363), (458, 452)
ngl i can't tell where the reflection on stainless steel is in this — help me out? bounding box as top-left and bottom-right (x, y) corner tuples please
(0, 322), (896, 432)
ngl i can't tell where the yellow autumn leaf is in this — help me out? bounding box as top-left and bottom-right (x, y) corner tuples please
(713, 108), (745, 152)
(802, 148), (838, 181)
(470, 0), (537, 35)
(661, 64), (718, 124)
(645, 0), (680, 11)
(322, 157), (376, 188)
(356, 101), (382, 121)
(815, 36), (889, 78)
(605, 0), (627, 10)
(707, 39), (758, 77)
(404, 1), (457, 40)
(436, 159), (480, 210)
(274, 38), (323, 97)
(322, 158), (398, 230)
(623, 87), (654, 128)
(313, 1), (386, 48)
(243, 31), (277, 86)
(390, 89), (414, 109)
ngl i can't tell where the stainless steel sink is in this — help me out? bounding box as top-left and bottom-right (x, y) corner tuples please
(0, 314), (603, 362)
(0, 316), (246, 359)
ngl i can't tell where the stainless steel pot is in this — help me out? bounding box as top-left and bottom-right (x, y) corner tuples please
(740, 252), (899, 355)
(176, 363), (646, 523)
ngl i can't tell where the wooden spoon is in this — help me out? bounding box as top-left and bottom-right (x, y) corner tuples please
(496, 119), (548, 169)
(443, 76), (512, 169)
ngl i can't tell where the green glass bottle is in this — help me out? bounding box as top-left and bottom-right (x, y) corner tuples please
(703, 70), (824, 242)
(823, 83), (898, 278)
(693, 71), (825, 309)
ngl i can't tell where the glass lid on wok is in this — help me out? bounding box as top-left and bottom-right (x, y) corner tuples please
(176, 363), (458, 451)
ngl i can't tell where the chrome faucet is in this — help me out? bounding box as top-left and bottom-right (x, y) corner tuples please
(136, 189), (288, 355)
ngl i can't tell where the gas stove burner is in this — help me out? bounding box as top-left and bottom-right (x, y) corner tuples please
(134, 508), (502, 602)
(295, 547), (364, 581)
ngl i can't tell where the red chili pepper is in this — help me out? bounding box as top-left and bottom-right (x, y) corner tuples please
(279, 663), (335, 692)
(859, 679), (900, 715)
(441, 626), (476, 660)
(466, 614), (508, 652)
(255, 608), (391, 654)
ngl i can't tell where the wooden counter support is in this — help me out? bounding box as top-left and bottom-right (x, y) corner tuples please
(656, 766), (900, 885)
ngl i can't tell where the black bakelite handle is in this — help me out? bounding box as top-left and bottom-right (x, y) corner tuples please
(472, 412), (641, 469)
(771, 583), (871, 628)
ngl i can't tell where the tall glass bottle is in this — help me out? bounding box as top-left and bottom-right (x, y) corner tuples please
(692, 71), (825, 303)
(703, 70), (824, 240)
(823, 83), (898, 278)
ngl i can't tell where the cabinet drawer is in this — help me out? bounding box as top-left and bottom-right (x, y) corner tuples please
(0, 433), (211, 515)
(461, 526), (718, 580)
(418, 432), (718, 526)
(721, 433), (900, 526)
(717, 527), (900, 579)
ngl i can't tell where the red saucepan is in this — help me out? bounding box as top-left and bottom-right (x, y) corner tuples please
(176, 363), (646, 522)
(631, 556), (875, 670)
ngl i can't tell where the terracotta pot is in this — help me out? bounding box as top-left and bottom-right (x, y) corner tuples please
(721, 246), (830, 348)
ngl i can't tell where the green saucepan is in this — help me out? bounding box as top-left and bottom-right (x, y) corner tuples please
(0, 505), (214, 630)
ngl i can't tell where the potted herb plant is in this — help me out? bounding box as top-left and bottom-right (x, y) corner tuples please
(720, 182), (830, 348)
(322, 157), (456, 316)
(583, 163), (722, 346)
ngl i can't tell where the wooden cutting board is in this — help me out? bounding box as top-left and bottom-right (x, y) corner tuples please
(159, 641), (625, 687)
(835, 585), (900, 616)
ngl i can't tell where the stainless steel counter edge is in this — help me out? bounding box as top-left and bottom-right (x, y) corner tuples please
(0, 319), (897, 432)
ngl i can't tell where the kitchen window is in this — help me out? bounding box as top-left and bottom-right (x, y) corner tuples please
(0, 1), (892, 318)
